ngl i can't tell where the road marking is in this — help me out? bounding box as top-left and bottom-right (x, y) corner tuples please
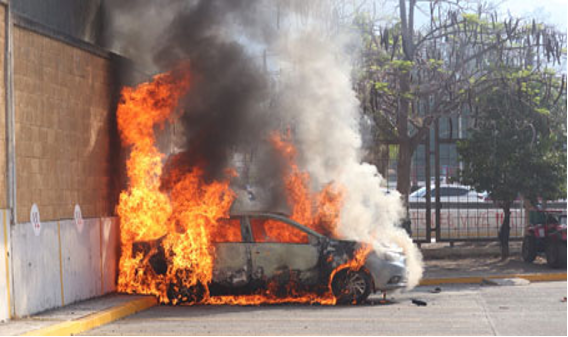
(420, 273), (567, 285)
(125, 317), (424, 322)
(20, 296), (157, 336)
(57, 220), (65, 306)
(3, 209), (12, 319)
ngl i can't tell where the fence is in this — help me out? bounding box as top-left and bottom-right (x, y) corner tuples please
(372, 116), (567, 244)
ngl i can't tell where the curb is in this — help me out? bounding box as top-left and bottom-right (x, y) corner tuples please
(21, 296), (157, 336)
(419, 272), (567, 286)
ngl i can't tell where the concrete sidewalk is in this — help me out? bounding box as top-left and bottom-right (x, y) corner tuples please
(0, 294), (156, 336)
(420, 240), (522, 260)
(420, 241), (566, 284)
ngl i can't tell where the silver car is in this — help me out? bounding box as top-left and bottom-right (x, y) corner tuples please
(137, 211), (407, 304)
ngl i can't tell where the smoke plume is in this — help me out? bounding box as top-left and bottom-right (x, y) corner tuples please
(104, 0), (422, 288)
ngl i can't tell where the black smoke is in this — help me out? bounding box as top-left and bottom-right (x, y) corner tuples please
(103, 0), (290, 210)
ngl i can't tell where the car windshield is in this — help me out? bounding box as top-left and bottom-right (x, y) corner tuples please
(250, 217), (309, 244)
(411, 187), (426, 198)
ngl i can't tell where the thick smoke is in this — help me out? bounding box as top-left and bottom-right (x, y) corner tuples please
(104, 0), (279, 185)
(104, 0), (422, 288)
(268, 13), (423, 288)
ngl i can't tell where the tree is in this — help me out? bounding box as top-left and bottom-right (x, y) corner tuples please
(354, 0), (566, 204)
(457, 68), (566, 259)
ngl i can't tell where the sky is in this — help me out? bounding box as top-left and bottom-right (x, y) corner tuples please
(373, 0), (568, 30)
(499, 0), (567, 29)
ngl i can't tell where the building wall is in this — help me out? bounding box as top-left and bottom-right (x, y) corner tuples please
(11, 217), (118, 317)
(0, 4), (6, 210)
(13, 25), (114, 223)
(0, 7), (127, 319)
(11, 0), (103, 44)
(0, 209), (12, 322)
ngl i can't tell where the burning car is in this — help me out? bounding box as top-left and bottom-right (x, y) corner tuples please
(133, 211), (407, 305)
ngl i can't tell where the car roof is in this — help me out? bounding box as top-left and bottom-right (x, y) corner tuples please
(226, 211), (326, 238)
(229, 210), (291, 217)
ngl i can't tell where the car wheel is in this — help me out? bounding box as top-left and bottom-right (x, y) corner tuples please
(167, 281), (205, 304)
(522, 236), (537, 263)
(545, 240), (562, 269)
(331, 269), (371, 305)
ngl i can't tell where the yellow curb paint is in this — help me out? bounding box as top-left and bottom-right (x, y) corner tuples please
(420, 272), (567, 286)
(21, 296), (157, 336)
(57, 221), (65, 306)
(3, 209), (12, 319)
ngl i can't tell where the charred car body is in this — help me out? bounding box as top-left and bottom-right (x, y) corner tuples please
(134, 212), (407, 304)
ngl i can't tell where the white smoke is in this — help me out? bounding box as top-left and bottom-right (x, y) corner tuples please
(270, 7), (423, 288)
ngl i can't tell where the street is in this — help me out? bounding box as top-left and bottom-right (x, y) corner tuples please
(83, 281), (567, 336)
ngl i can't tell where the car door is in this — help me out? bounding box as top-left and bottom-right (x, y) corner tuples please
(210, 216), (251, 287)
(246, 215), (321, 285)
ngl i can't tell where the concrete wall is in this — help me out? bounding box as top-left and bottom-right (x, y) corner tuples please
(11, 217), (118, 317)
(0, 210), (12, 322)
(13, 24), (115, 223)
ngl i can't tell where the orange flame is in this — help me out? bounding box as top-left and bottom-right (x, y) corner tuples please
(269, 131), (344, 237)
(116, 67), (370, 306)
(116, 66), (236, 302)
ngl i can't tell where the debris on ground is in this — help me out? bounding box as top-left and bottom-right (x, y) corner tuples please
(411, 299), (427, 306)
(481, 278), (530, 286)
(365, 298), (394, 306)
(430, 287), (442, 293)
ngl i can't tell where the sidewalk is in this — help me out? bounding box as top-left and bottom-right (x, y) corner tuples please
(420, 240), (522, 260)
(0, 294), (156, 336)
(420, 241), (567, 284)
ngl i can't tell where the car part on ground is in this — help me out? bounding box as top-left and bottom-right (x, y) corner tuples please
(411, 299), (427, 306)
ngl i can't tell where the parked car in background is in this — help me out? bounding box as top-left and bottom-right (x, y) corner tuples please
(409, 184), (488, 203)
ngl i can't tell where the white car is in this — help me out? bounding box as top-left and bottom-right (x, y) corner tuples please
(135, 212), (407, 304)
(409, 184), (487, 203)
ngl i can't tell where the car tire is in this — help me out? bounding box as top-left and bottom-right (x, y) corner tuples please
(331, 269), (372, 305)
(545, 240), (562, 269)
(522, 236), (537, 263)
(559, 242), (567, 267)
(167, 281), (205, 304)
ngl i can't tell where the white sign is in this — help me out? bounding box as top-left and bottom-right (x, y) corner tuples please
(74, 204), (84, 233)
(30, 204), (41, 236)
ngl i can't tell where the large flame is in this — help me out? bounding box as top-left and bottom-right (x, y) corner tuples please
(116, 66), (369, 305)
(269, 131), (344, 238)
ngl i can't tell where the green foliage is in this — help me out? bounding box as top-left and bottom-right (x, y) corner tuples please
(457, 72), (567, 207)
(389, 60), (414, 73)
(461, 13), (480, 24)
(373, 81), (391, 94)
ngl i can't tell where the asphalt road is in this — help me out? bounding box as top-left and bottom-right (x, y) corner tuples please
(84, 281), (567, 336)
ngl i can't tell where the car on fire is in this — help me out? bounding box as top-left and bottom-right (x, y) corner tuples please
(135, 212), (407, 304)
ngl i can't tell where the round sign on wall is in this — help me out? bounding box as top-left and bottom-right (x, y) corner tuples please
(30, 203), (41, 236)
(74, 204), (84, 233)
